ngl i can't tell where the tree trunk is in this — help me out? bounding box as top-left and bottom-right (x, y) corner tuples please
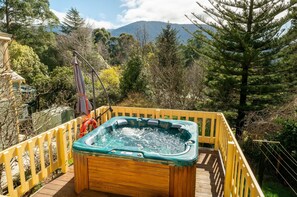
(236, 63), (249, 137)
(235, 0), (254, 138)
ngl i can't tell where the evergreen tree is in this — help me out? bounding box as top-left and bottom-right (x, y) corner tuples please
(93, 28), (111, 62)
(150, 24), (184, 108)
(107, 33), (137, 65)
(61, 8), (85, 34)
(93, 28), (111, 44)
(279, 4), (297, 97)
(190, 0), (296, 137)
(0, 0), (58, 33)
(156, 24), (181, 68)
(120, 55), (146, 97)
(0, 0), (59, 70)
(183, 31), (202, 67)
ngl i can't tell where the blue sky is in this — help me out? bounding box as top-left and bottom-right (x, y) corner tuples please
(49, 0), (123, 28)
(49, 0), (205, 29)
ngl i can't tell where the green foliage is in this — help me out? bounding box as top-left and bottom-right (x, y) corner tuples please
(98, 66), (121, 104)
(9, 41), (48, 84)
(191, 0), (296, 136)
(92, 28), (111, 61)
(49, 67), (76, 102)
(262, 179), (296, 197)
(182, 31), (202, 67)
(93, 28), (111, 44)
(276, 119), (297, 159)
(156, 24), (181, 68)
(13, 26), (61, 70)
(0, 0), (60, 71)
(107, 33), (138, 65)
(61, 8), (85, 34)
(120, 55), (146, 96)
(149, 24), (185, 109)
(107, 36), (121, 65)
(57, 27), (109, 70)
(34, 66), (76, 109)
(0, 0), (58, 32)
(279, 7), (297, 97)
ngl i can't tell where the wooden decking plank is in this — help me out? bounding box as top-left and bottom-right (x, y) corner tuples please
(33, 194), (52, 197)
(195, 149), (224, 197)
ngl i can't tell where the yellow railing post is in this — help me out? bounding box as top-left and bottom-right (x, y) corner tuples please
(155, 109), (161, 119)
(224, 141), (235, 196)
(3, 151), (15, 196)
(100, 106), (108, 124)
(214, 113), (221, 150)
(57, 126), (68, 173)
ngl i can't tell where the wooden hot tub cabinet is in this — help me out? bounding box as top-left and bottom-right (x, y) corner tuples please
(74, 151), (196, 197)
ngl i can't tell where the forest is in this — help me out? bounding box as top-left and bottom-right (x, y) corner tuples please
(0, 0), (296, 196)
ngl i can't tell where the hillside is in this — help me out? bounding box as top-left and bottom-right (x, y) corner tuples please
(110, 21), (210, 43)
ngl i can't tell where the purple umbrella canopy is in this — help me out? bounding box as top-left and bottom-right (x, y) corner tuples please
(72, 55), (93, 115)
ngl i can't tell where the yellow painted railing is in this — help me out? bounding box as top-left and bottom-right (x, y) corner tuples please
(0, 106), (264, 197)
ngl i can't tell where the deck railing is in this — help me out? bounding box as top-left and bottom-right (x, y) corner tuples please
(0, 106), (264, 197)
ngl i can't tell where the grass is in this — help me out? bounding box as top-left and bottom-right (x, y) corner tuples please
(262, 180), (296, 197)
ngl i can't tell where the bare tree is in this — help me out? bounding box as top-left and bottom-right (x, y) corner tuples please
(135, 24), (150, 58)
(244, 96), (297, 137)
(57, 27), (109, 70)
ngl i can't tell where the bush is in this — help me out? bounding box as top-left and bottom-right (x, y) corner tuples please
(120, 55), (146, 97)
(276, 119), (297, 160)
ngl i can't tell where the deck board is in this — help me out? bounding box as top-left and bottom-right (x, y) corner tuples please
(196, 149), (224, 197)
(32, 149), (224, 197)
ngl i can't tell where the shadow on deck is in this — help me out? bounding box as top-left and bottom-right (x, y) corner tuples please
(32, 149), (224, 197)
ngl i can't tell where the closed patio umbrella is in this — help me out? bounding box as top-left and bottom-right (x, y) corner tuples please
(72, 54), (92, 115)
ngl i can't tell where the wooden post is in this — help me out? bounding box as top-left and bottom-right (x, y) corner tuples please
(74, 152), (89, 194)
(155, 109), (161, 119)
(3, 151), (16, 196)
(224, 141), (235, 196)
(169, 165), (196, 197)
(57, 127), (68, 173)
(214, 113), (221, 150)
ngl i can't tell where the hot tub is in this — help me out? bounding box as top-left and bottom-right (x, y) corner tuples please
(73, 116), (198, 196)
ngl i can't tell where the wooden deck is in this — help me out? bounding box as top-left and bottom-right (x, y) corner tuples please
(32, 149), (224, 197)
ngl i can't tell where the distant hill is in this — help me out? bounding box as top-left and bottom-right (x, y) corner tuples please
(110, 21), (211, 43)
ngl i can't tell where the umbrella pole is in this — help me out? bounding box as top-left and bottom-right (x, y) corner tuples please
(91, 70), (97, 119)
(73, 50), (113, 122)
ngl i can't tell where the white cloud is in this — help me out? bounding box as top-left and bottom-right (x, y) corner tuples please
(51, 9), (66, 22)
(84, 18), (115, 29)
(51, 9), (115, 29)
(118, 0), (208, 25)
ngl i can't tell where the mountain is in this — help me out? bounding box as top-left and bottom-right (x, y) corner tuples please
(110, 21), (210, 43)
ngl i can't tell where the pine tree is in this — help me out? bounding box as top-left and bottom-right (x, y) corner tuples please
(156, 24), (181, 68)
(120, 55), (146, 97)
(150, 24), (184, 108)
(61, 8), (85, 34)
(189, 0), (296, 137)
(281, 4), (297, 96)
